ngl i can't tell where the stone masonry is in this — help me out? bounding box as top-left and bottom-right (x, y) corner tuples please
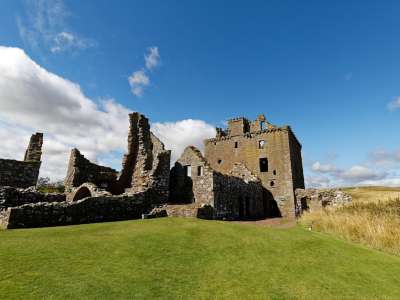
(170, 146), (265, 220)
(0, 133), (43, 188)
(204, 114), (304, 218)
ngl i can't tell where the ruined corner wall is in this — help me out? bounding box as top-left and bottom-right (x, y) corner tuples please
(118, 113), (170, 204)
(64, 148), (118, 192)
(0, 133), (43, 188)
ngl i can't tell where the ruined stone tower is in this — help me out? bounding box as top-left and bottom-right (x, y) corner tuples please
(204, 114), (304, 217)
(24, 133), (43, 162)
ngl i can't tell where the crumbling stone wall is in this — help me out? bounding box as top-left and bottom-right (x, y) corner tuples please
(64, 148), (119, 193)
(0, 193), (149, 229)
(170, 146), (264, 220)
(0, 186), (65, 210)
(204, 114), (304, 218)
(0, 133), (43, 188)
(213, 163), (264, 220)
(295, 188), (352, 215)
(117, 113), (171, 204)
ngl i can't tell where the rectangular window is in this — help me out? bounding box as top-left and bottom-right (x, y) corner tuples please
(197, 166), (203, 176)
(184, 165), (192, 177)
(234, 141), (238, 148)
(258, 140), (265, 149)
(259, 158), (268, 172)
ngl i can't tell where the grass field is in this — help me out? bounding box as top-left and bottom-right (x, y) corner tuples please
(343, 186), (400, 203)
(301, 186), (400, 256)
(1, 217), (400, 299)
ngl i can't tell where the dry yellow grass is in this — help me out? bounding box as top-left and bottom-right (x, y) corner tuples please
(342, 186), (400, 203)
(300, 187), (400, 256)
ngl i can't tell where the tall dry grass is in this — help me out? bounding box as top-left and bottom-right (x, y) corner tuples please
(300, 197), (400, 256)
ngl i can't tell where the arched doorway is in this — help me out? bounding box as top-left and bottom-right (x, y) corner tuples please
(72, 186), (92, 201)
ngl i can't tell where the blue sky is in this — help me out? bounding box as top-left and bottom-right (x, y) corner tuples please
(0, 0), (399, 186)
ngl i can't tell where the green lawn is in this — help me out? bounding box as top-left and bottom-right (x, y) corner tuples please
(1, 218), (400, 299)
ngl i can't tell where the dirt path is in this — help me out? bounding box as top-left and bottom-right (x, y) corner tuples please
(235, 217), (298, 229)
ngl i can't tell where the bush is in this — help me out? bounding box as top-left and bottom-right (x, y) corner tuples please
(36, 177), (65, 194)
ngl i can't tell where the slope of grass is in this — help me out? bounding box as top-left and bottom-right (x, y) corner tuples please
(1, 218), (400, 299)
(301, 198), (400, 255)
(342, 186), (400, 203)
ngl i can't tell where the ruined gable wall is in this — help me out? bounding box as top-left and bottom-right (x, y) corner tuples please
(0, 133), (43, 188)
(64, 148), (118, 192)
(170, 146), (214, 205)
(205, 127), (297, 218)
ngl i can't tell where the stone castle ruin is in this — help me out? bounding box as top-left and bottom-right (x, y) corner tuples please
(0, 133), (43, 188)
(0, 112), (311, 229)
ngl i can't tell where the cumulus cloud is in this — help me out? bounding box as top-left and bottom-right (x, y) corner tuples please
(369, 148), (400, 167)
(311, 161), (337, 173)
(128, 70), (150, 97)
(145, 47), (160, 70)
(308, 158), (396, 188)
(17, 0), (96, 54)
(0, 46), (130, 179)
(129, 46), (161, 97)
(388, 97), (400, 111)
(152, 120), (216, 163)
(0, 46), (215, 180)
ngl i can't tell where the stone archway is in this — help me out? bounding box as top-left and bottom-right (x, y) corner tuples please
(71, 186), (92, 201)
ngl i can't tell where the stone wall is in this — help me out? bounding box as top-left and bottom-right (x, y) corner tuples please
(64, 148), (119, 193)
(0, 133), (43, 188)
(213, 163), (264, 220)
(0, 186), (65, 210)
(170, 146), (265, 220)
(295, 188), (352, 214)
(204, 115), (304, 218)
(170, 146), (214, 204)
(117, 113), (171, 204)
(24, 133), (43, 162)
(0, 193), (149, 229)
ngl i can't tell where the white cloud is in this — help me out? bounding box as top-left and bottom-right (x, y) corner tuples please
(388, 97), (400, 111)
(0, 46), (215, 181)
(128, 70), (150, 96)
(128, 47), (161, 97)
(0, 46), (130, 180)
(340, 165), (386, 182)
(152, 120), (216, 163)
(17, 0), (96, 54)
(145, 47), (160, 70)
(311, 161), (337, 173)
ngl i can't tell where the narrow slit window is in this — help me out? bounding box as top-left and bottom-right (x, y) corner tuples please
(234, 141), (238, 148)
(259, 158), (268, 172)
(184, 165), (192, 177)
(197, 166), (203, 176)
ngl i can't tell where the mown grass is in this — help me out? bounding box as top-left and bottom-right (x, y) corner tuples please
(301, 187), (400, 256)
(1, 217), (400, 299)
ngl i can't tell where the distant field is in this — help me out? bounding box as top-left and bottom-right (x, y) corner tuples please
(1, 218), (400, 299)
(301, 186), (400, 256)
(342, 186), (400, 202)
